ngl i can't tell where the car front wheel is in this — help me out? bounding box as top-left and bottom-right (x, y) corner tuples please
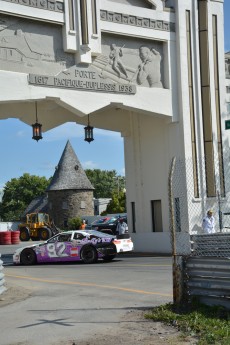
(20, 248), (37, 265)
(81, 245), (98, 264)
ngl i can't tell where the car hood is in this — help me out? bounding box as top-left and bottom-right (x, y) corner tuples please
(14, 242), (44, 255)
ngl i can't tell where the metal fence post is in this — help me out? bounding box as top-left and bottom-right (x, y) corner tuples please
(168, 157), (184, 304)
(217, 190), (223, 232)
(169, 157), (176, 256)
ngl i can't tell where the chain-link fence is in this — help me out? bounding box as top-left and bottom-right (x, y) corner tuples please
(169, 154), (230, 257)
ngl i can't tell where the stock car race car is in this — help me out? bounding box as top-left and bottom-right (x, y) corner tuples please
(13, 230), (134, 265)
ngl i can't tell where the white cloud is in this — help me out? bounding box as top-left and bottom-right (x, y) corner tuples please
(16, 130), (27, 138)
(120, 167), (126, 176)
(82, 160), (99, 169)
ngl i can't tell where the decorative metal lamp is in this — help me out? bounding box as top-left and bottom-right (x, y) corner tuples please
(84, 114), (94, 143)
(32, 102), (43, 141)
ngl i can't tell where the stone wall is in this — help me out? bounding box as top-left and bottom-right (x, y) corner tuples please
(48, 190), (94, 228)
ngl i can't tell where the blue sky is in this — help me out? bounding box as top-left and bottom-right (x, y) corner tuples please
(0, 2), (230, 189)
(0, 120), (125, 189)
(224, 1), (230, 52)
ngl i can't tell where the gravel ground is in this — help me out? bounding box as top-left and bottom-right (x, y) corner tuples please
(1, 286), (197, 345)
(58, 310), (198, 345)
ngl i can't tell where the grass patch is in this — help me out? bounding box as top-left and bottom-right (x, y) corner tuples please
(145, 301), (230, 345)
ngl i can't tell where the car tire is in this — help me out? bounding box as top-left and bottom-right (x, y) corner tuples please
(81, 245), (98, 264)
(19, 227), (30, 241)
(20, 248), (37, 265)
(39, 228), (52, 241)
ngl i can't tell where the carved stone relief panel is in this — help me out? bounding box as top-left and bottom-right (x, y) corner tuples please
(0, 14), (74, 75)
(0, 14), (165, 92)
(94, 33), (164, 88)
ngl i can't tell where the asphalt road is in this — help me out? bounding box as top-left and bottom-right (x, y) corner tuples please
(0, 244), (173, 345)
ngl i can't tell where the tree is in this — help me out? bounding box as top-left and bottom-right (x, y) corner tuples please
(102, 190), (126, 215)
(68, 217), (82, 230)
(85, 169), (125, 198)
(0, 173), (51, 221)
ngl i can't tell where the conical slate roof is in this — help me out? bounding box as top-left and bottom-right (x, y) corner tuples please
(47, 140), (94, 191)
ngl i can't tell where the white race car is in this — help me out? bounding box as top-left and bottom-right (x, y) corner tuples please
(13, 230), (134, 265)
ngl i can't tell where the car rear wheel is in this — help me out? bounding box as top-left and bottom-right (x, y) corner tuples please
(19, 227), (30, 241)
(20, 248), (37, 265)
(81, 245), (98, 264)
(39, 228), (52, 241)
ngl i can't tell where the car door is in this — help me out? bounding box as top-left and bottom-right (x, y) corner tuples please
(38, 233), (72, 263)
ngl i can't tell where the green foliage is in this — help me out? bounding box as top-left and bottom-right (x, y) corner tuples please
(0, 173), (51, 221)
(85, 169), (125, 199)
(85, 169), (126, 214)
(103, 190), (126, 214)
(0, 169), (126, 221)
(68, 217), (82, 230)
(145, 302), (230, 345)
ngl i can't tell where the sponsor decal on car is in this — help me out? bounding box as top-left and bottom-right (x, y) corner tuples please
(70, 247), (79, 257)
(80, 237), (112, 245)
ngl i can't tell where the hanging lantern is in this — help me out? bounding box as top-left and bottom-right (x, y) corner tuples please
(84, 114), (94, 143)
(32, 102), (43, 141)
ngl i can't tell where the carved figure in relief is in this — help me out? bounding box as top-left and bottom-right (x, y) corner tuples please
(137, 46), (162, 88)
(109, 43), (128, 79)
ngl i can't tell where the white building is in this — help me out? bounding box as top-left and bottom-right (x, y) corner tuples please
(0, 0), (228, 252)
(94, 198), (112, 215)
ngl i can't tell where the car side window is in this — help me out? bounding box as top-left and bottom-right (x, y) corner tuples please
(73, 233), (84, 240)
(58, 234), (72, 242)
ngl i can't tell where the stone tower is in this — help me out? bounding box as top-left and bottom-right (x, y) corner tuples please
(46, 140), (94, 228)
